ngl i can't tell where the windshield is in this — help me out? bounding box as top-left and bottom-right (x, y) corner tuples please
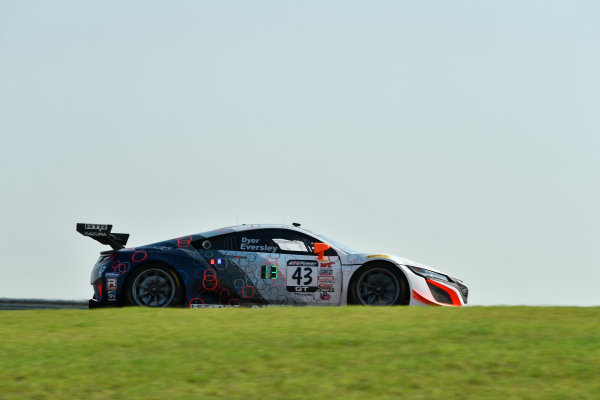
(318, 234), (358, 254)
(299, 228), (358, 254)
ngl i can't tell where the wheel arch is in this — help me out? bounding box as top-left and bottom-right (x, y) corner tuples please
(122, 259), (187, 306)
(346, 260), (410, 305)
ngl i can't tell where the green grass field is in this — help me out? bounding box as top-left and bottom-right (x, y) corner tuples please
(1, 306), (599, 399)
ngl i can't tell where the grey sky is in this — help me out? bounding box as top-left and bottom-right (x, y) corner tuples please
(1, 1), (598, 305)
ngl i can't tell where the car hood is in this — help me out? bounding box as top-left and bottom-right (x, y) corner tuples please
(349, 252), (450, 275)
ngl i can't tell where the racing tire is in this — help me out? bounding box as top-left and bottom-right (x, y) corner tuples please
(349, 264), (408, 306)
(125, 265), (184, 307)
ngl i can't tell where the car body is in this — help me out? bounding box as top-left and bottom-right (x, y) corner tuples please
(78, 223), (468, 308)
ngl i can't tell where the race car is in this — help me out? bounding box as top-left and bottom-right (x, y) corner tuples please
(77, 223), (468, 308)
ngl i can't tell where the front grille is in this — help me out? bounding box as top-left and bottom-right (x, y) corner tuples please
(427, 281), (452, 304)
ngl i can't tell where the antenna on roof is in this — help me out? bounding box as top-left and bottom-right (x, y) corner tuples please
(292, 222), (301, 227)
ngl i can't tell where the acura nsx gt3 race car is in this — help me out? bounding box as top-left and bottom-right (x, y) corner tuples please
(77, 223), (468, 308)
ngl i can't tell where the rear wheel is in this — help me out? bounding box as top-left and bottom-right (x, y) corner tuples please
(126, 265), (183, 307)
(350, 265), (407, 306)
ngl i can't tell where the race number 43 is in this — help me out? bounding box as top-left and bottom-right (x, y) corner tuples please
(288, 266), (318, 287)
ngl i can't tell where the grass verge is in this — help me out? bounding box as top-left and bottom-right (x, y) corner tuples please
(1, 306), (599, 399)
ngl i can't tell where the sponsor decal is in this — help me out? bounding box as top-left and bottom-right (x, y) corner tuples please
(107, 290), (117, 301)
(318, 276), (334, 283)
(319, 269), (333, 276)
(288, 286), (318, 293)
(85, 224), (108, 231)
(366, 254), (390, 259)
(319, 261), (335, 268)
(105, 273), (119, 291)
(240, 237), (277, 252)
(82, 232), (108, 237)
(191, 304), (240, 308)
(293, 292), (314, 297)
(318, 283), (334, 290)
(250, 304), (284, 308)
(317, 288), (335, 293)
(320, 292), (331, 301)
(287, 260), (319, 267)
(106, 278), (117, 291)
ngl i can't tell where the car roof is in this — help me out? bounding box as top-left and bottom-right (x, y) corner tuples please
(200, 224), (312, 238)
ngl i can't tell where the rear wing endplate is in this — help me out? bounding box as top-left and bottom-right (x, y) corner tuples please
(76, 223), (129, 250)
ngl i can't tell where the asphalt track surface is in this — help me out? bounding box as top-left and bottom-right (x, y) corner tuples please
(0, 298), (88, 310)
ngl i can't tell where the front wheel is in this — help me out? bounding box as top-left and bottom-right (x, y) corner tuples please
(349, 265), (407, 306)
(126, 265), (183, 307)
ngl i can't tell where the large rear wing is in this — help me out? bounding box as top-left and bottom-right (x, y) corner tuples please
(76, 223), (129, 250)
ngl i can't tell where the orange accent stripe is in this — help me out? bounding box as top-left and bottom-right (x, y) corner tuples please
(426, 279), (462, 306)
(97, 282), (103, 300)
(412, 290), (442, 306)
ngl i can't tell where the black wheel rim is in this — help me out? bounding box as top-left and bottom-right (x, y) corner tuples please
(356, 268), (400, 306)
(132, 268), (176, 307)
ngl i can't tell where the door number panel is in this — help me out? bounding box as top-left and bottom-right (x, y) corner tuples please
(286, 266), (318, 292)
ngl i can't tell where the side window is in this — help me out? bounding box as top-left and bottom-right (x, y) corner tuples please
(194, 229), (337, 256)
(192, 233), (240, 251)
(285, 231), (337, 256)
(277, 231), (316, 254)
(235, 229), (337, 256)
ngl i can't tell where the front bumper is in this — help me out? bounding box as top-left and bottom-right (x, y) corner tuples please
(410, 276), (469, 307)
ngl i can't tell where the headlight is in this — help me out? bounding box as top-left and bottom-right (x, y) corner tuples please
(406, 265), (449, 282)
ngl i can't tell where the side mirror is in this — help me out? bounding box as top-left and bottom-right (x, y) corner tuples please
(314, 242), (330, 260)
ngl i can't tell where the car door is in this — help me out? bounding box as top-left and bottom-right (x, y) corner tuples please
(233, 228), (342, 305)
